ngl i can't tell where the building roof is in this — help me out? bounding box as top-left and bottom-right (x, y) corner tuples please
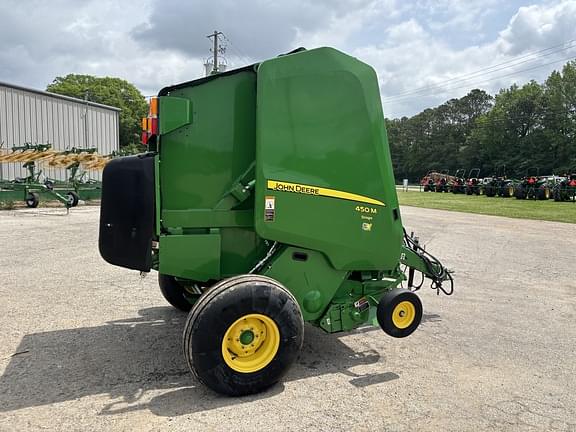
(0, 80), (121, 112)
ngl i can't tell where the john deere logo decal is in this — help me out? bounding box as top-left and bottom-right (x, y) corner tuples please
(267, 180), (385, 206)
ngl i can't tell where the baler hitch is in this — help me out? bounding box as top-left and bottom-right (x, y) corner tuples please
(401, 230), (454, 296)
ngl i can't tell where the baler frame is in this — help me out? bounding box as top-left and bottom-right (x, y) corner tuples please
(99, 47), (453, 397)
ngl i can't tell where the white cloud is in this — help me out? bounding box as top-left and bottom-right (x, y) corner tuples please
(0, 0), (153, 89)
(420, 0), (500, 33)
(132, 0), (379, 59)
(346, 0), (576, 117)
(292, 0), (399, 49)
(498, 1), (576, 54)
(0, 0), (575, 117)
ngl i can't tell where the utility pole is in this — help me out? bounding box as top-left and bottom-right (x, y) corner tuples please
(206, 30), (225, 75)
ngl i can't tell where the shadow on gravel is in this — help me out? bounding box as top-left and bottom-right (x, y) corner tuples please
(0, 306), (401, 416)
(421, 313), (442, 324)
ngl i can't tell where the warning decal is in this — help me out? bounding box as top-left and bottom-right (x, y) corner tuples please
(264, 196), (275, 222)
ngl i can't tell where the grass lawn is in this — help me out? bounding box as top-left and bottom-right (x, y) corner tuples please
(397, 191), (576, 224)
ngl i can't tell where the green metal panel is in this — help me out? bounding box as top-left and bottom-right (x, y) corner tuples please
(159, 70), (256, 211)
(159, 233), (221, 280)
(159, 97), (192, 134)
(254, 47), (403, 271)
(0, 189), (26, 202)
(263, 246), (348, 321)
(157, 69), (264, 278)
(219, 228), (267, 277)
(162, 209), (253, 228)
(76, 188), (101, 201)
(318, 302), (370, 333)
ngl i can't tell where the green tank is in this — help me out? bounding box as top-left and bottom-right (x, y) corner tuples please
(99, 47), (453, 396)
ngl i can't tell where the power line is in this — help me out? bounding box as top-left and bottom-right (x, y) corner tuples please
(383, 40), (576, 102)
(221, 33), (252, 66)
(385, 53), (576, 103)
(383, 39), (576, 100)
(383, 54), (576, 115)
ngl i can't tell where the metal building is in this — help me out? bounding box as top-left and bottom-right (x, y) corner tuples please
(0, 81), (120, 182)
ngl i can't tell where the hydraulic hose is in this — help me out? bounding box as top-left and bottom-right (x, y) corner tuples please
(403, 228), (454, 296)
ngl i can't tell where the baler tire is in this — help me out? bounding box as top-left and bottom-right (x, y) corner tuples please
(158, 273), (193, 312)
(183, 275), (304, 396)
(377, 289), (422, 338)
(25, 192), (39, 208)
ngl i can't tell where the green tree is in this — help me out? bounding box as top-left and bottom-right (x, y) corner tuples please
(473, 81), (545, 177)
(46, 74), (148, 148)
(386, 89), (492, 181)
(542, 61), (576, 173)
(458, 89), (494, 170)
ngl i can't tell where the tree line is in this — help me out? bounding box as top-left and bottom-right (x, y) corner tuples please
(386, 61), (576, 182)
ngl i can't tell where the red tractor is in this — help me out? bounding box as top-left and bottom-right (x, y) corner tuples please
(420, 171), (436, 192)
(434, 169), (450, 193)
(450, 169), (467, 194)
(465, 168), (483, 195)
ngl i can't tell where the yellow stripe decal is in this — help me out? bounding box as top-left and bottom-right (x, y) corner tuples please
(267, 180), (385, 206)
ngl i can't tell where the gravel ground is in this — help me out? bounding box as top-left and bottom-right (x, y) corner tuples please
(0, 206), (574, 432)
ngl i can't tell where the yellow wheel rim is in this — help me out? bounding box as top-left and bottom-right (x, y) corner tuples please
(392, 301), (416, 329)
(221, 313), (280, 373)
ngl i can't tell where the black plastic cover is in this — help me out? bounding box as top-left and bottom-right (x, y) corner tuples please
(99, 153), (155, 272)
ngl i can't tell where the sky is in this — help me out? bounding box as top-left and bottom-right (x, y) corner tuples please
(1, 0), (575, 118)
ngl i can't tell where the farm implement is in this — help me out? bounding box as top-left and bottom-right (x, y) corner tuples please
(420, 170), (456, 192)
(99, 47), (454, 396)
(44, 147), (105, 202)
(0, 144), (107, 207)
